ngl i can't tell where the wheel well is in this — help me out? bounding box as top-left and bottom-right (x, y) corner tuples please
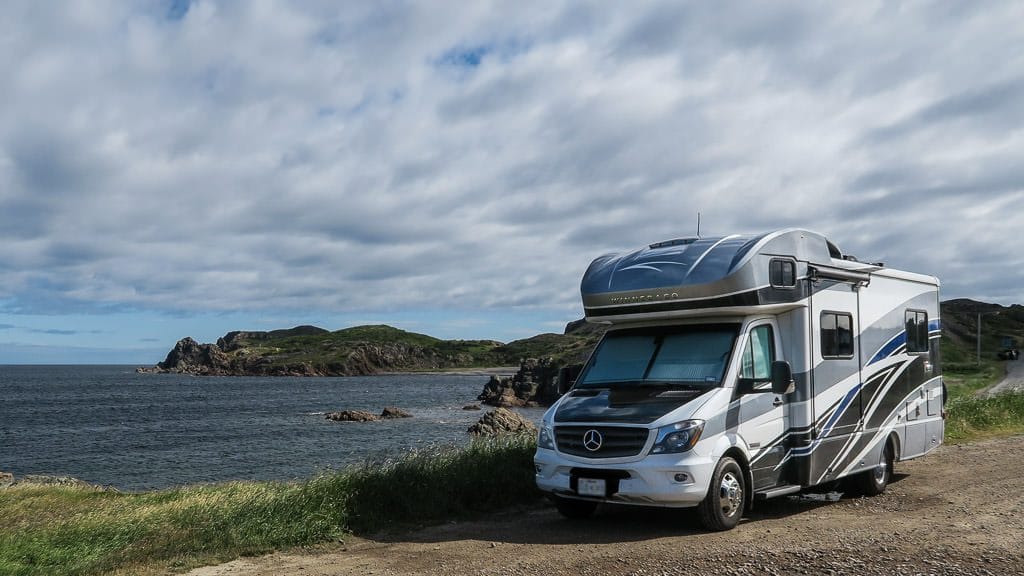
(888, 432), (901, 462)
(721, 447), (752, 512)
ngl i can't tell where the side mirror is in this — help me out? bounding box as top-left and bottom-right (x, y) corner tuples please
(770, 360), (795, 395)
(557, 364), (582, 395)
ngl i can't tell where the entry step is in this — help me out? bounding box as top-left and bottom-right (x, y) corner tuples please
(755, 485), (802, 500)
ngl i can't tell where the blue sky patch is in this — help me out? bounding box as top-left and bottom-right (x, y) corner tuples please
(166, 0), (191, 20)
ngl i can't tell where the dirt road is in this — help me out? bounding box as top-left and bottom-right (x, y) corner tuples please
(984, 359), (1024, 396)
(189, 435), (1024, 576)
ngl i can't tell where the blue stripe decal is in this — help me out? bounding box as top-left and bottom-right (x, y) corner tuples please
(867, 318), (941, 366)
(791, 382), (862, 457)
(869, 333), (904, 366)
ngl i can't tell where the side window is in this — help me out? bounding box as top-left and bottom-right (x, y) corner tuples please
(770, 259), (796, 288)
(905, 310), (929, 353)
(740, 325), (775, 380)
(821, 312), (854, 358)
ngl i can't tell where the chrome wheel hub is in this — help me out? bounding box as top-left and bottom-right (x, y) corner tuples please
(719, 471), (743, 517)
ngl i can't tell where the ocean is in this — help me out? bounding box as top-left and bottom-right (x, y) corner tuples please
(0, 365), (541, 491)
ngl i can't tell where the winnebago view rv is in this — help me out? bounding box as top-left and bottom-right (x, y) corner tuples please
(534, 229), (944, 530)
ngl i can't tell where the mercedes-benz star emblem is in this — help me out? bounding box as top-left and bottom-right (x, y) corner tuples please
(582, 429), (603, 452)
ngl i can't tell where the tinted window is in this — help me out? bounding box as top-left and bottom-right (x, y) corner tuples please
(770, 259), (796, 288)
(905, 310), (929, 353)
(821, 312), (854, 358)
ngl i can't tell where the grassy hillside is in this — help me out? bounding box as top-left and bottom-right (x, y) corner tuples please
(153, 320), (607, 376)
(940, 299), (1024, 364)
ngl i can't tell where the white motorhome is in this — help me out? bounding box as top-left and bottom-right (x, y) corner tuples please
(534, 229), (944, 530)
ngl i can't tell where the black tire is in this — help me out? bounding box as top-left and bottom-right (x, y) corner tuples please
(697, 456), (746, 531)
(856, 439), (893, 496)
(553, 496), (598, 519)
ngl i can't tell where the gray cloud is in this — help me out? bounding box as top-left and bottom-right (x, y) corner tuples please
(1, 0), (1023, 331)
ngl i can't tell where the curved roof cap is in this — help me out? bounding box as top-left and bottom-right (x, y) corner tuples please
(581, 229), (832, 296)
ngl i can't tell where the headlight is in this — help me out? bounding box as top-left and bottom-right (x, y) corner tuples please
(537, 425), (555, 450)
(650, 420), (704, 454)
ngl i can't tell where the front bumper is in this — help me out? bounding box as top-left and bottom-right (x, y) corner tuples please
(533, 447), (714, 507)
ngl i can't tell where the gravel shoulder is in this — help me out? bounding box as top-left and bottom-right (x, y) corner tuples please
(188, 435), (1024, 576)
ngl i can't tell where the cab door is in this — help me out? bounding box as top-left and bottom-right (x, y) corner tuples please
(735, 322), (789, 490)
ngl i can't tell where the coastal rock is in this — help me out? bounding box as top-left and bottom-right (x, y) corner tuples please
(468, 408), (537, 437)
(0, 471), (12, 488)
(19, 475), (94, 487)
(147, 337), (235, 376)
(380, 406), (412, 419)
(462, 404), (481, 411)
(326, 410), (380, 422)
(326, 407), (413, 422)
(477, 358), (569, 407)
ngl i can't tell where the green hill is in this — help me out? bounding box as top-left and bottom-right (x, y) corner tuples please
(144, 320), (605, 377)
(940, 299), (1024, 363)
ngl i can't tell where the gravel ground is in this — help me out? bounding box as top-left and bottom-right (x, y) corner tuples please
(188, 435), (1024, 576)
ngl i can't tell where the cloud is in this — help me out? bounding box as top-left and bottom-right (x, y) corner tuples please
(0, 0), (1022, 350)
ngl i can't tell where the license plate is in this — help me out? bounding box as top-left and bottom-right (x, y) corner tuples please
(577, 477), (606, 497)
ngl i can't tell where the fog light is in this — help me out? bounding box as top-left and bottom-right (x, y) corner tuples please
(673, 473), (689, 482)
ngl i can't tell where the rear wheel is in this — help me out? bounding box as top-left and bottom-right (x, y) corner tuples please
(856, 439), (893, 496)
(553, 496), (598, 519)
(697, 456), (745, 531)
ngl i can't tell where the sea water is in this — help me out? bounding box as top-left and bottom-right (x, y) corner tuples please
(0, 365), (540, 491)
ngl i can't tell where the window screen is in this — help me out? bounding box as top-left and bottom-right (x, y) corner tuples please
(905, 310), (929, 353)
(821, 312), (854, 358)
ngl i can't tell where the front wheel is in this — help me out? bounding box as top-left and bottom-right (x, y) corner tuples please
(855, 439), (893, 496)
(552, 496), (598, 519)
(697, 456), (746, 531)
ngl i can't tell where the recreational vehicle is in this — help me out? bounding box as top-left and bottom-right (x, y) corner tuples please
(534, 229), (944, 530)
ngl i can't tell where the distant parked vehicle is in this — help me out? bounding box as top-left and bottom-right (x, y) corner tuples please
(998, 337), (1020, 360)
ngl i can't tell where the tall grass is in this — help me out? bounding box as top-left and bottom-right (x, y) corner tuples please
(944, 392), (1024, 440)
(942, 360), (1024, 440)
(0, 435), (538, 576)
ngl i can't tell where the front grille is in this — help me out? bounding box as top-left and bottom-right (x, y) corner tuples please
(555, 426), (650, 458)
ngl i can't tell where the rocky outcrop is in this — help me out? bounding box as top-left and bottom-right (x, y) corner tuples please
(326, 410), (380, 422)
(380, 406), (413, 419)
(325, 407), (413, 422)
(462, 404), (481, 411)
(468, 408), (537, 437)
(0, 473), (113, 490)
(139, 337), (235, 375)
(477, 358), (573, 407)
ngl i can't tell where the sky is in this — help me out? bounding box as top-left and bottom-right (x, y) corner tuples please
(1, 1), (1023, 364)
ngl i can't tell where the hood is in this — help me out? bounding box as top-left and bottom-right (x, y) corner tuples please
(554, 386), (713, 424)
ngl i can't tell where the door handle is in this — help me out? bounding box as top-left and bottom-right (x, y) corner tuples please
(773, 396), (784, 407)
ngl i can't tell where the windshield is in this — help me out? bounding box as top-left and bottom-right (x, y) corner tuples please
(577, 324), (739, 388)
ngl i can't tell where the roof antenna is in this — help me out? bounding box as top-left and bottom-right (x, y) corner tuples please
(696, 212), (701, 238)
